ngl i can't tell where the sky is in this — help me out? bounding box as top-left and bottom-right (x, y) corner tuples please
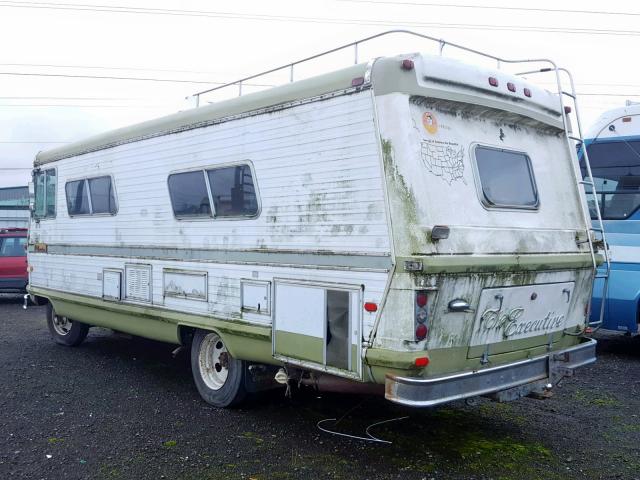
(1, 0), (639, 187)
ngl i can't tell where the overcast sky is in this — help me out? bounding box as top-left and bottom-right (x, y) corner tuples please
(1, 0), (638, 187)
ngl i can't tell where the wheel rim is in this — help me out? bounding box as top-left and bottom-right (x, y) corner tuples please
(52, 314), (73, 336)
(198, 333), (229, 391)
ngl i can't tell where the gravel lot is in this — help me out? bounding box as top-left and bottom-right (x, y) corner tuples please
(0, 294), (639, 480)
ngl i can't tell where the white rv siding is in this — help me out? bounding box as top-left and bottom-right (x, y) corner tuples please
(29, 91), (391, 339)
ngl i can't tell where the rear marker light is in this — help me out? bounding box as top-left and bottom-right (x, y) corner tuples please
(507, 82), (516, 92)
(564, 106), (572, 114)
(623, 117), (632, 123)
(351, 77), (365, 87)
(401, 59), (415, 71)
(524, 88), (532, 97)
(415, 324), (428, 340)
(416, 292), (428, 308)
(488, 77), (498, 87)
(364, 302), (378, 313)
(415, 357), (429, 367)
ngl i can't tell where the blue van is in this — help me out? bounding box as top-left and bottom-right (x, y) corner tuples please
(581, 104), (640, 334)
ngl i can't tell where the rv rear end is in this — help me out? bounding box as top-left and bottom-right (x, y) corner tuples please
(366, 55), (598, 406)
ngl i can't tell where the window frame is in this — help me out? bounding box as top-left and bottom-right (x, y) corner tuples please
(471, 144), (540, 211)
(64, 174), (118, 218)
(167, 161), (261, 221)
(33, 167), (57, 220)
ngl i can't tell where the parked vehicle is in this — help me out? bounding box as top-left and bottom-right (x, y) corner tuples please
(581, 103), (640, 334)
(0, 228), (28, 293)
(0, 186), (30, 229)
(27, 31), (602, 408)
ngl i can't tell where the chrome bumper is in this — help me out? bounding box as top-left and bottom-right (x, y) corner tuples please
(385, 338), (596, 407)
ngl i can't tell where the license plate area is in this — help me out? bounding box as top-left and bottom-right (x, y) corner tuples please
(469, 282), (575, 351)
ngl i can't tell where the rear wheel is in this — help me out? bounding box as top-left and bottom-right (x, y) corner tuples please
(46, 303), (89, 346)
(191, 329), (246, 408)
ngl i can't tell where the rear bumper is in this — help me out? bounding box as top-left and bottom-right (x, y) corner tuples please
(385, 337), (596, 407)
(0, 277), (28, 292)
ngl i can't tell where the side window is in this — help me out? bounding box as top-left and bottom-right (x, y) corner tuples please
(474, 146), (538, 209)
(33, 168), (56, 219)
(65, 176), (117, 216)
(168, 171), (211, 217)
(66, 180), (90, 215)
(207, 164), (258, 217)
(88, 176), (117, 214)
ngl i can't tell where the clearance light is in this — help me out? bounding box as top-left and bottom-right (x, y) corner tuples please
(401, 59), (415, 71)
(364, 302), (378, 313)
(623, 117), (632, 123)
(564, 106), (572, 114)
(488, 77), (499, 87)
(415, 357), (429, 367)
(524, 88), (532, 98)
(507, 82), (516, 92)
(351, 77), (365, 87)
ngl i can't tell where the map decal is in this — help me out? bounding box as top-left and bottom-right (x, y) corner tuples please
(420, 139), (465, 185)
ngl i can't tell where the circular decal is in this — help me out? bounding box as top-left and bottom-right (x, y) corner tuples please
(422, 111), (438, 134)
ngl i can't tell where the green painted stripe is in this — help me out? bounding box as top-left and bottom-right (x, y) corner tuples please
(37, 244), (392, 270)
(274, 330), (324, 364)
(397, 253), (598, 274)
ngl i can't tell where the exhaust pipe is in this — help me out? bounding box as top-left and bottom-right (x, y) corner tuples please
(299, 374), (384, 396)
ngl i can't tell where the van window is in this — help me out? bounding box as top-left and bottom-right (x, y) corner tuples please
(581, 140), (640, 220)
(33, 168), (56, 219)
(207, 165), (258, 217)
(168, 171), (212, 217)
(66, 180), (91, 215)
(88, 176), (117, 214)
(474, 146), (538, 209)
(65, 176), (117, 216)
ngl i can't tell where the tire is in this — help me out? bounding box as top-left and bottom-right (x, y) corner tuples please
(191, 329), (247, 408)
(46, 303), (90, 347)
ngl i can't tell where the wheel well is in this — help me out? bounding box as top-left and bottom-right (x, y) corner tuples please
(178, 325), (196, 346)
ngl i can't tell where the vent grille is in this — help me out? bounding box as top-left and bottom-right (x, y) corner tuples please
(125, 264), (152, 302)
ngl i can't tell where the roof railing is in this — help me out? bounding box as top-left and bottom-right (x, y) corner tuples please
(188, 29), (561, 107)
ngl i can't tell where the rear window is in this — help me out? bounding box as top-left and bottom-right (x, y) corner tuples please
(474, 146), (538, 209)
(580, 140), (640, 220)
(0, 237), (26, 257)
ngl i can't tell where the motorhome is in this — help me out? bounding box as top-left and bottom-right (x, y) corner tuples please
(581, 103), (640, 335)
(27, 32), (602, 408)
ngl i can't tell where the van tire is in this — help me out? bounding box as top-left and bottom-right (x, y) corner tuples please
(46, 303), (90, 347)
(191, 329), (246, 408)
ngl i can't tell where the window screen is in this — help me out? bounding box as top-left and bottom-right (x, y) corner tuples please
(168, 171), (211, 217)
(89, 176), (117, 214)
(66, 180), (90, 215)
(475, 146), (538, 208)
(207, 165), (258, 217)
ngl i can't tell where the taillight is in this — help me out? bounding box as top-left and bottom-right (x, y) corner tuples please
(415, 290), (429, 340)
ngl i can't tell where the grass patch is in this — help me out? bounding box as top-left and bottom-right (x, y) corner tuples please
(162, 440), (177, 448)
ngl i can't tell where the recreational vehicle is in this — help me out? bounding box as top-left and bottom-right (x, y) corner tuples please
(581, 103), (640, 334)
(27, 32), (602, 408)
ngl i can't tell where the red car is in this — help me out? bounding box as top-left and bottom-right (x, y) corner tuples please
(0, 228), (28, 293)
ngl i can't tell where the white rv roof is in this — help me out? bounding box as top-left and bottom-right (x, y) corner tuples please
(585, 103), (640, 140)
(35, 53), (565, 166)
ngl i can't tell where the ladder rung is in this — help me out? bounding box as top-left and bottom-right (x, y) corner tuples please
(579, 180), (594, 186)
(595, 274), (609, 279)
(569, 135), (583, 142)
(590, 227), (603, 232)
(562, 91), (576, 99)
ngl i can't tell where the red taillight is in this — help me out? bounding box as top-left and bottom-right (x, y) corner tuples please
(364, 302), (378, 313)
(416, 293), (428, 308)
(415, 324), (428, 340)
(524, 87), (532, 97)
(415, 356), (429, 367)
(488, 77), (498, 87)
(507, 82), (516, 92)
(415, 291), (429, 340)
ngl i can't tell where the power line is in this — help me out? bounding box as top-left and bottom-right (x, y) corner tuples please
(336, 0), (640, 18)
(0, 62), (228, 77)
(0, 141), (69, 144)
(0, 71), (230, 85)
(0, 104), (174, 108)
(2, 1), (640, 37)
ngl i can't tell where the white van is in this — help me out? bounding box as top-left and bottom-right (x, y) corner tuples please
(27, 32), (601, 408)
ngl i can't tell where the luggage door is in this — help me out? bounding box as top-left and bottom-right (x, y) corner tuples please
(273, 280), (361, 379)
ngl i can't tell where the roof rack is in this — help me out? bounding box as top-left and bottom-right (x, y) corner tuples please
(189, 29), (562, 107)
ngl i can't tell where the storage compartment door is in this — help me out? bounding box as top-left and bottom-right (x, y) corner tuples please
(273, 281), (360, 377)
